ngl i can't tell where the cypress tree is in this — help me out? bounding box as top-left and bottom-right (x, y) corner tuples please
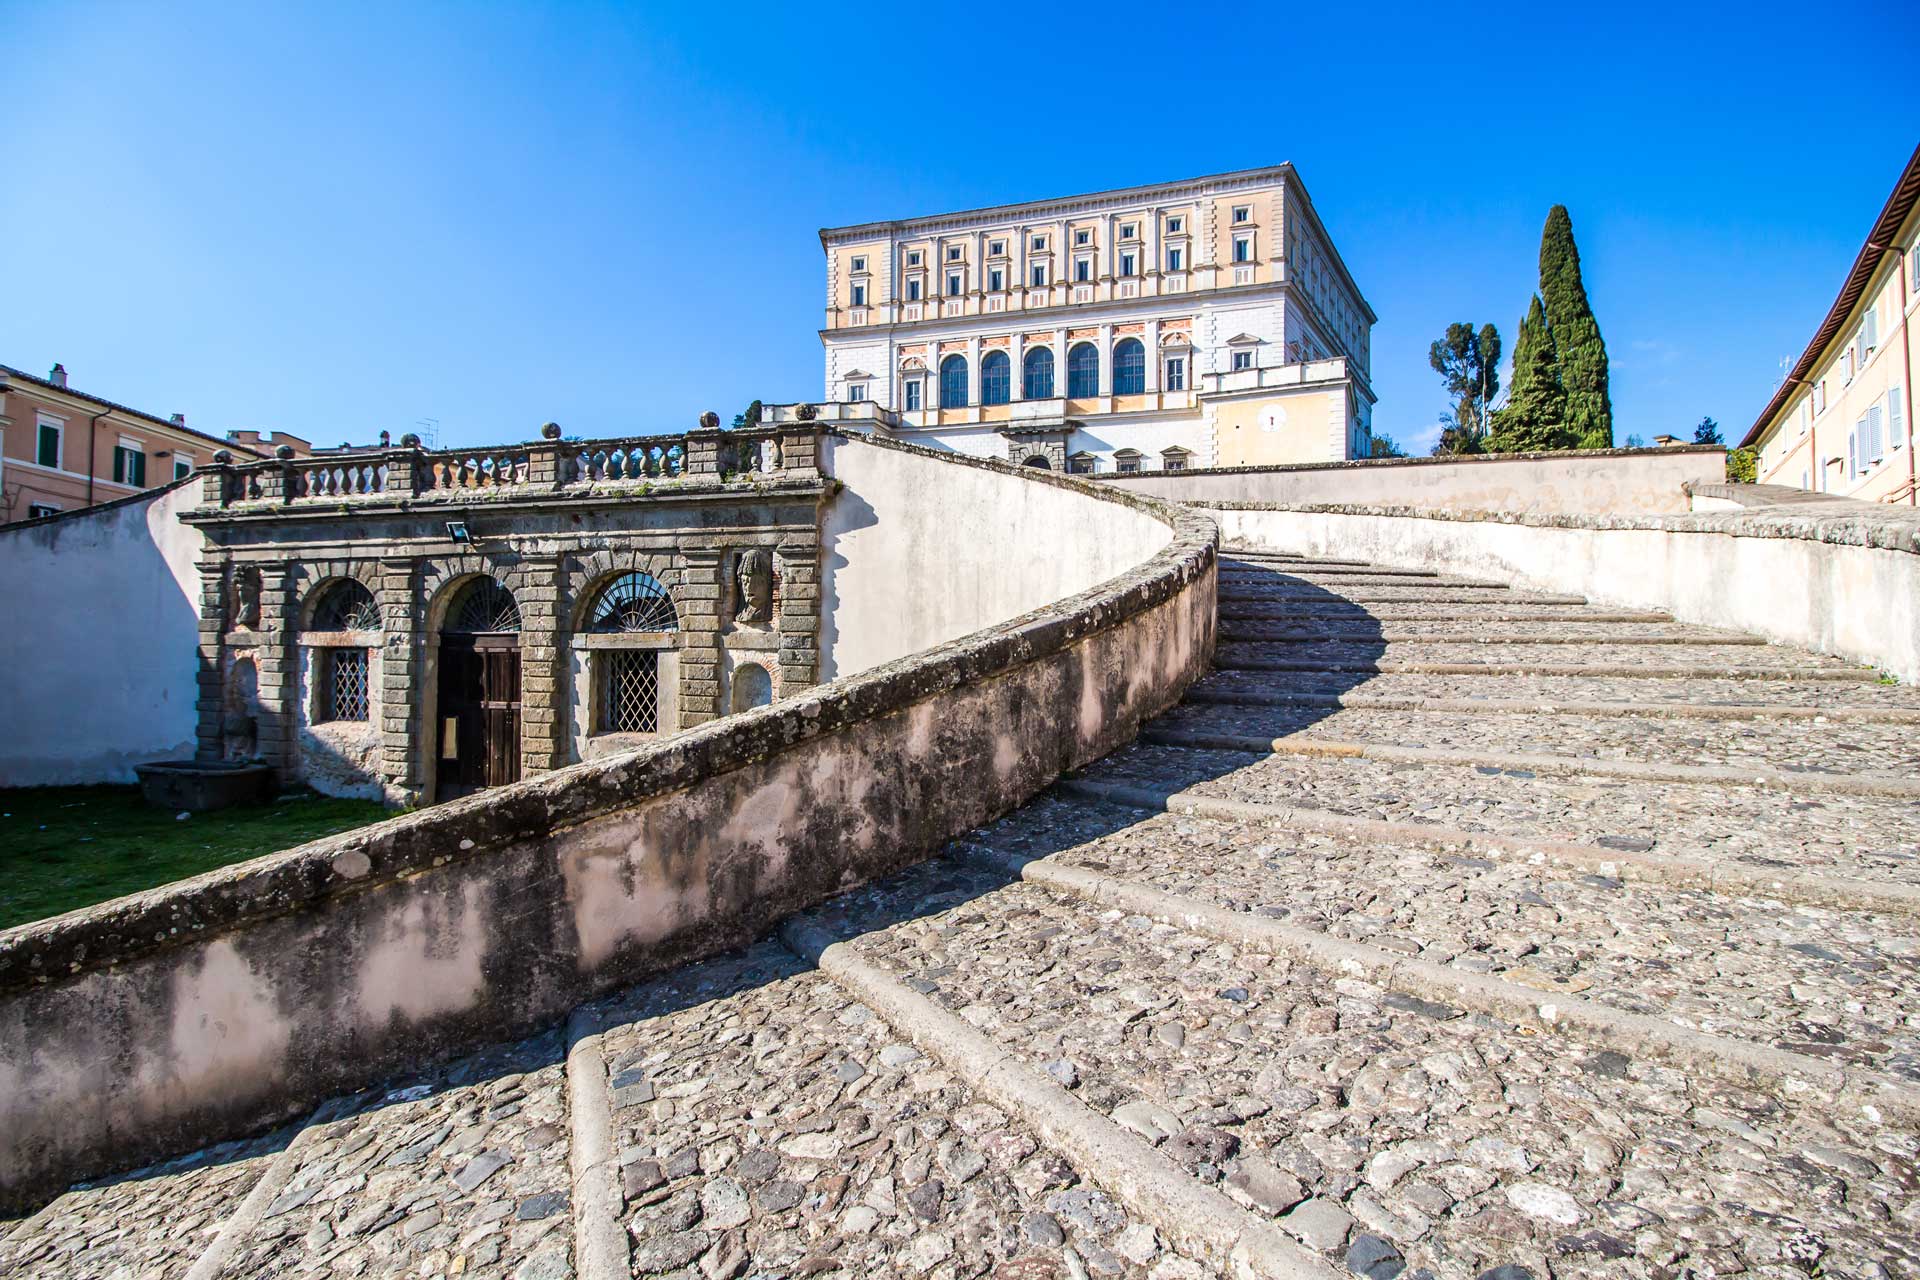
(1537, 206), (1613, 447)
(1487, 295), (1572, 452)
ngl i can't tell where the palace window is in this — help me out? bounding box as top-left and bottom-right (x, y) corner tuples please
(1164, 355), (1186, 391)
(1067, 452), (1097, 474)
(1232, 205), (1251, 224)
(1120, 223), (1137, 240)
(1067, 343), (1099, 398)
(174, 453), (194, 480)
(1030, 264), (1047, 288)
(1114, 449), (1142, 473)
(1166, 216), (1184, 233)
(903, 378), (923, 411)
(907, 250), (922, 266)
(1031, 235), (1046, 250)
(1075, 229), (1091, 246)
(1112, 339), (1146, 395)
(948, 246), (963, 261)
(307, 578), (381, 724)
(1075, 258), (1091, 283)
(27, 502), (60, 519)
(1231, 349), (1254, 371)
(940, 354), (969, 407)
(989, 268), (1004, 291)
(1024, 347), (1055, 399)
(1119, 251), (1137, 277)
(1162, 447), (1192, 472)
(1233, 236), (1252, 263)
(322, 649), (369, 722)
(36, 420), (61, 468)
(947, 272), (963, 295)
(847, 383), (868, 402)
(850, 256), (866, 271)
(980, 350), (1011, 405)
(906, 278), (922, 301)
(851, 283), (867, 306)
(112, 440), (147, 486)
(1166, 246), (1184, 271)
(988, 239), (1006, 256)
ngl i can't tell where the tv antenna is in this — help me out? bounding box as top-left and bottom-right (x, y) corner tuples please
(414, 417), (441, 450)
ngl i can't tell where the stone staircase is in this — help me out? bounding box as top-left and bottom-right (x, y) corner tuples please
(6, 549), (1917, 1279)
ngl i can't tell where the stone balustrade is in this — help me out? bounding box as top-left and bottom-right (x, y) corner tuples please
(199, 423), (819, 509)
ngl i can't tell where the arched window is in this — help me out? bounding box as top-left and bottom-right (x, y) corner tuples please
(940, 354), (969, 408)
(588, 572), (678, 633)
(309, 579), (380, 631)
(444, 577), (521, 633)
(1067, 343), (1100, 398)
(1022, 455), (1052, 470)
(1112, 338), (1146, 395)
(980, 350), (1010, 405)
(1023, 347), (1055, 399)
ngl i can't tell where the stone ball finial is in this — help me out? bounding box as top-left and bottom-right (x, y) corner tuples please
(274, 444), (296, 461)
(794, 402), (818, 422)
(212, 449), (233, 464)
(699, 411), (720, 431)
(541, 421), (562, 440)
(400, 432), (422, 448)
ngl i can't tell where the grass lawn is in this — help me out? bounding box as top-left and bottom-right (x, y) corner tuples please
(0, 785), (394, 932)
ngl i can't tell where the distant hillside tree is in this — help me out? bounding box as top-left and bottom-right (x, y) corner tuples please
(1433, 410), (1487, 456)
(1429, 322), (1502, 449)
(1537, 206), (1613, 447)
(731, 400), (763, 430)
(1486, 295), (1573, 452)
(1693, 416), (1722, 445)
(1368, 433), (1408, 458)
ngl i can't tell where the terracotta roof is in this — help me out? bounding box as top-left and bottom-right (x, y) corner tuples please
(0, 364), (267, 457)
(1741, 143), (1920, 448)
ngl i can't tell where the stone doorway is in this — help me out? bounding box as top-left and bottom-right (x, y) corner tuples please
(435, 577), (524, 801)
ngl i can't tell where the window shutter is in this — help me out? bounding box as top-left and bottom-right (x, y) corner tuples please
(1868, 403), (1884, 459)
(1892, 390), (1906, 450)
(1864, 306), (1878, 350)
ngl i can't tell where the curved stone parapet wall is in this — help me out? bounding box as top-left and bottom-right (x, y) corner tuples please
(0, 434), (1217, 1211)
(1213, 500), (1920, 682)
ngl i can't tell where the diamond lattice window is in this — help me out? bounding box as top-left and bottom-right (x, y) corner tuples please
(601, 649), (659, 733)
(325, 648), (370, 722)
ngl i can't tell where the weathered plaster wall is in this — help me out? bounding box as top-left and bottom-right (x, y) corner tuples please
(1213, 501), (1920, 682)
(0, 439), (1217, 1209)
(1100, 446), (1724, 515)
(818, 432), (1174, 678)
(0, 482), (204, 786)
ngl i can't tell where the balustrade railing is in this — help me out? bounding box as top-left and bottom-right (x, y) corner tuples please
(203, 422), (818, 510)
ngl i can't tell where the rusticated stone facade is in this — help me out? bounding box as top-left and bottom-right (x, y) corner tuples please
(182, 423), (827, 804)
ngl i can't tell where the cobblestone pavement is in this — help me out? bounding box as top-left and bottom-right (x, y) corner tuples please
(7, 550), (1917, 1280)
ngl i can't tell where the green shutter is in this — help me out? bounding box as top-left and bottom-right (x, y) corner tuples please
(37, 424), (58, 468)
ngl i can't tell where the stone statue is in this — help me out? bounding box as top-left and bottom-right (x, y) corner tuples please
(733, 548), (773, 627)
(232, 567), (262, 631)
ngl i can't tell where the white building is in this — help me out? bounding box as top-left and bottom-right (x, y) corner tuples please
(816, 165), (1376, 472)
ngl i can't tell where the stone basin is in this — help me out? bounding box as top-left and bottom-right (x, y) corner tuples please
(132, 760), (278, 812)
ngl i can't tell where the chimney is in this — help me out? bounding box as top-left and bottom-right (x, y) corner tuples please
(171, 413), (186, 427)
(49, 362), (68, 388)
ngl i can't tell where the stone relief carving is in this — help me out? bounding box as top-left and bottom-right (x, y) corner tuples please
(230, 566), (262, 631)
(222, 656), (260, 760)
(733, 548), (773, 627)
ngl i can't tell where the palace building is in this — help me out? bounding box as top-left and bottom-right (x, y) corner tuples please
(816, 164), (1376, 472)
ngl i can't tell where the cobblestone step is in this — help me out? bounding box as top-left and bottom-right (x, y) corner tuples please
(1147, 703), (1920, 781)
(1217, 588), (1594, 606)
(1138, 728), (1920, 799)
(1220, 572), (1501, 589)
(952, 795), (1920, 1082)
(802, 858), (1920, 1280)
(1216, 626), (1768, 645)
(1219, 605), (1676, 623)
(1081, 741), (1920, 885)
(1212, 655), (1879, 681)
(573, 937), (1222, 1280)
(1220, 561), (1439, 578)
(1185, 684), (1920, 724)
(1194, 669), (1920, 710)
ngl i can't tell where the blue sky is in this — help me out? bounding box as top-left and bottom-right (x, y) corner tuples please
(4, 1), (1916, 454)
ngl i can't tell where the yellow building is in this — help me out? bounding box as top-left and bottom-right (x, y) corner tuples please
(817, 166), (1376, 472)
(1742, 144), (1919, 504)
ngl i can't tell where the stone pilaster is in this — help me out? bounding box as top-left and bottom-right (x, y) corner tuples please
(518, 554), (567, 777)
(377, 557), (420, 800)
(775, 543), (820, 692)
(677, 548), (725, 726)
(193, 561), (228, 761)
(253, 561), (299, 775)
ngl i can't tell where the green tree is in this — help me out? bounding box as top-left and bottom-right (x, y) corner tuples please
(1537, 206), (1613, 447)
(730, 400), (763, 430)
(1693, 416), (1722, 445)
(1367, 433), (1407, 458)
(1433, 410), (1486, 456)
(1725, 446), (1757, 483)
(1428, 322), (1502, 444)
(1486, 295), (1573, 452)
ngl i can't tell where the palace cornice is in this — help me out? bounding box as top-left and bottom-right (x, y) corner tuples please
(818, 281), (1300, 345)
(820, 164), (1300, 245)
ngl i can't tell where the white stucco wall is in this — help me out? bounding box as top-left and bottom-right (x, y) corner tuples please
(0, 484), (205, 786)
(1214, 505), (1920, 683)
(818, 436), (1174, 679)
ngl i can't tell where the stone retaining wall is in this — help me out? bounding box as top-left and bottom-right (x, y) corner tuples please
(1100, 445), (1724, 515)
(0, 435), (1218, 1211)
(1211, 499), (1920, 681)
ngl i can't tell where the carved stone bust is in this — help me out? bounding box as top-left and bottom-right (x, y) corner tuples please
(733, 548), (773, 627)
(231, 566), (262, 631)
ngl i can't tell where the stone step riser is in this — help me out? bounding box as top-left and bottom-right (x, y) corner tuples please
(1211, 659), (1877, 681)
(1220, 610), (1676, 624)
(1138, 729), (1920, 798)
(778, 917), (1340, 1280)
(1056, 777), (1920, 917)
(1220, 574), (1496, 588)
(956, 843), (1920, 1126)
(1184, 688), (1920, 724)
(1218, 593), (1591, 606)
(1216, 631), (1767, 646)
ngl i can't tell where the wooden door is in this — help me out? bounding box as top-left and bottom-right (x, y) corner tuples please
(436, 636), (521, 800)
